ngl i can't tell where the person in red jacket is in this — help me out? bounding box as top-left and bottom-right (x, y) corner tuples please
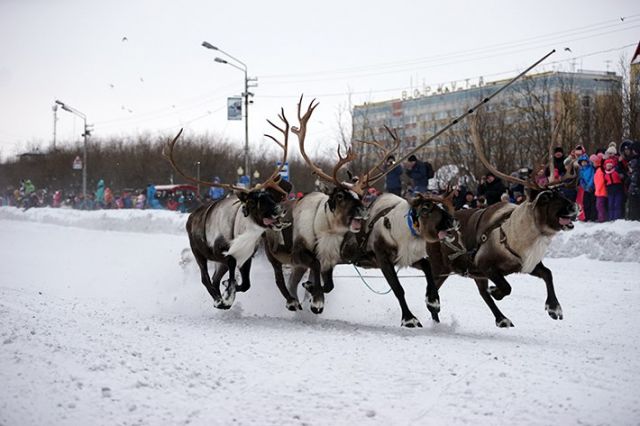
(604, 157), (624, 220)
(592, 154), (608, 222)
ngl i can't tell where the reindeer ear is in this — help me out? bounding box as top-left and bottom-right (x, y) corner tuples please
(318, 182), (332, 194)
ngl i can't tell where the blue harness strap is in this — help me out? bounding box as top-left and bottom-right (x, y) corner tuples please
(405, 208), (419, 237)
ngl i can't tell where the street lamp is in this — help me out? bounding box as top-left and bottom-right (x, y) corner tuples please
(202, 40), (257, 179)
(55, 99), (91, 199)
(195, 161), (201, 197)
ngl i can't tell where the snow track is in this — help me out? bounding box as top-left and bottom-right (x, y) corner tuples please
(1, 209), (639, 425)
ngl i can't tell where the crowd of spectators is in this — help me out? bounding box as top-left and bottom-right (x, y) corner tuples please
(3, 139), (639, 222)
(0, 180), (202, 212)
(380, 140), (640, 221)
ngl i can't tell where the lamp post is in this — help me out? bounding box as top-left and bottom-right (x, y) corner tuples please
(55, 100), (90, 199)
(196, 161), (201, 197)
(201, 41), (257, 178)
(52, 104), (58, 151)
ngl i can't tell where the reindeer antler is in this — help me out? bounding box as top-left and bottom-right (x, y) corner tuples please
(469, 115), (539, 190)
(358, 125), (402, 187)
(261, 108), (290, 195)
(163, 129), (249, 193)
(293, 94), (355, 187)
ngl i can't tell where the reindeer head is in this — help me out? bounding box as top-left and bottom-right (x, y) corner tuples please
(409, 193), (458, 243)
(469, 115), (579, 235)
(324, 185), (368, 233)
(163, 106), (293, 231)
(237, 177), (292, 230)
(529, 188), (579, 233)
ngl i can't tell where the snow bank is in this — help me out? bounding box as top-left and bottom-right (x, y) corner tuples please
(0, 206), (187, 235)
(1, 206), (639, 262)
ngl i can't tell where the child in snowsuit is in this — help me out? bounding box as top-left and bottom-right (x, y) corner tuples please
(603, 158), (624, 221)
(592, 155), (608, 222)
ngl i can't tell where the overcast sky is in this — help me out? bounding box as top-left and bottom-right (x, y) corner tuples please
(0, 0), (638, 162)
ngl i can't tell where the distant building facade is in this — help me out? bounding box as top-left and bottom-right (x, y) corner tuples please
(352, 70), (622, 160)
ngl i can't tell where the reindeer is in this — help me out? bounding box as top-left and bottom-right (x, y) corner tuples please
(163, 109), (294, 310)
(425, 117), (579, 327)
(264, 97), (411, 314)
(333, 190), (456, 327)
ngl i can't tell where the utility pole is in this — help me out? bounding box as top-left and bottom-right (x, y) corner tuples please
(52, 104), (58, 151)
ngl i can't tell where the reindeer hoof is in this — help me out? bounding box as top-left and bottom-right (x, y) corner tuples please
(401, 317), (423, 328)
(430, 313), (441, 323)
(496, 318), (514, 328)
(545, 304), (563, 320)
(221, 279), (236, 306)
(310, 296), (324, 314)
(213, 299), (232, 310)
(286, 300), (302, 311)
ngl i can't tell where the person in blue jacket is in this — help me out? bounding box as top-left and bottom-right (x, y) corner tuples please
(208, 177), (225, 201)
(383, 155), (403, 196)
(405, 154), (433, 194)
(578, 154), (596, 221)
(145, 184), (162, 209)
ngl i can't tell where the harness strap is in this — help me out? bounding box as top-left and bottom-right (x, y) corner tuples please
(405, 208), (420, 237)
(499, 225), (522, 261)
(202, 200), (222, 245)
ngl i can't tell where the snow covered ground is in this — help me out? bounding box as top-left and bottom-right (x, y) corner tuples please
(1, 207), (639, 425)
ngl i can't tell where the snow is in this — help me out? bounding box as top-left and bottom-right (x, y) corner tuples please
(1, 206), (639, 425)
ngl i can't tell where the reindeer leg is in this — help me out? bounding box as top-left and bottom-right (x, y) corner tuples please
(414, 258), (441, 323)
(264, 248), (302, 311)
(485, 270), (512, 301)
(475, 278), (514, 327)
(530, 262), (563, 320)
(236, 258), (252, 293)
(220, 256), (237, 307)
(294, 244), (325, 314)
(193, 252), (227, 308)
(376, 245), (421, 327)
(286, 267), (306, 311)
(321, 267), (335, 293)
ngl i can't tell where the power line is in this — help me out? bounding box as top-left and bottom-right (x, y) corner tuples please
(256, 43), (636, 100)
(261, 17), (640, 82)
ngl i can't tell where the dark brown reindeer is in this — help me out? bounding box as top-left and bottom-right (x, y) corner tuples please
(339, 190), (458, 327)
(425, 117), (579, 327)
(163, 110), (293, 310)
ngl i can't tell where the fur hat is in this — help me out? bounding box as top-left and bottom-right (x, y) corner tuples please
(589, 154), (600, 166)
(604, 158), (616, 168)
(605, 146), (617, 156)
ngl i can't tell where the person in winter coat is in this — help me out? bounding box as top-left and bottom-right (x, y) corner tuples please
(208, 177), (225, 201)
(384, 155), (403, 196)
(626, 141), (640, 221)
(603, 158), (624, 221)
(135, 191), (146, 209)
(547, 146), (567, 181)
(95, 179), (105, 208)
(104, 187), (114, 209)
(145, 184), (162, 209)
(592, 155), (608, 222)
(578, 154), (596, 221)
(477, 172), (506, 205)
(405, 154), (433, 194)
